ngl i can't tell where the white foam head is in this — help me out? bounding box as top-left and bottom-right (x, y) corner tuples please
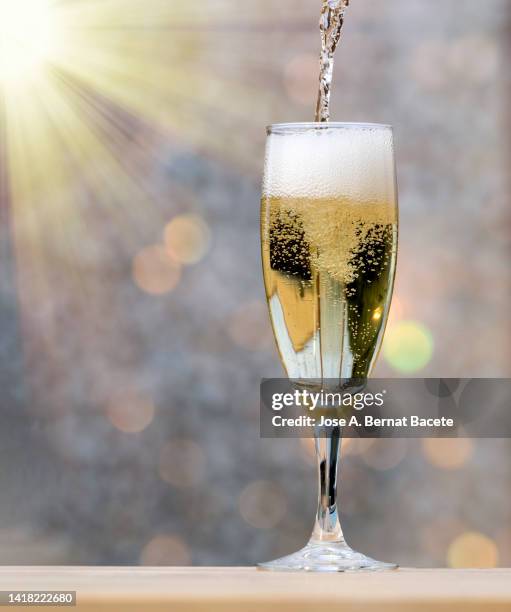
(262, 123), (396, 202)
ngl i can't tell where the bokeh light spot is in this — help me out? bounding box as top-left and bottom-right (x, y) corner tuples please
(447, 532), (498, 568)
(140, 534), (191, 566)
(106, 390), (155, 434)
(132, 245), (181, 296)
(164, 214), (211, 265)
(239, 480), (287, 529)
(383, 320), (434, 373)
(422, 438), (473, 470)
(159, 439), (205, 488)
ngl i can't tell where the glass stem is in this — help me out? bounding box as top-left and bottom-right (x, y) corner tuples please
(311, 424), (345, 544)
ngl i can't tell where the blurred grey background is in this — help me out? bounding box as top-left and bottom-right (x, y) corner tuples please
(0, 0), (509, 567)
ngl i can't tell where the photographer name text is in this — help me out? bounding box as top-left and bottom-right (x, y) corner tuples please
(272, 415), (455, 428)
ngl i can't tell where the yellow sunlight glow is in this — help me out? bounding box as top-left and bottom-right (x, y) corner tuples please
(0, 0), (57, 86)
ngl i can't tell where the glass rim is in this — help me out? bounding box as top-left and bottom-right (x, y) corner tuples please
(267, 122), (393, 134)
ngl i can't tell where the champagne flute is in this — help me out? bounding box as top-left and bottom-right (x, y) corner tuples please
(259, 122), (398, 571)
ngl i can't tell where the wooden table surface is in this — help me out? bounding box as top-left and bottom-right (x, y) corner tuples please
(0, 567), (510, 611)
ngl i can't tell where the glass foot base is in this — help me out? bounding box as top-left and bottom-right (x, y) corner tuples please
(258, 541), (398, 572)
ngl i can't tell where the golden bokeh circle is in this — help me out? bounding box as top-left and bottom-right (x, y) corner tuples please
(106, 390), (155, 434)
(133, 244), (181, 295)
(447, 531), (499, 568)
(164, 214), (211, 265)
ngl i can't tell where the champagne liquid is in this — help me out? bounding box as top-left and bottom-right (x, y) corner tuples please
(261, 195), (397, 383)
(315, 0), (351, 122)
